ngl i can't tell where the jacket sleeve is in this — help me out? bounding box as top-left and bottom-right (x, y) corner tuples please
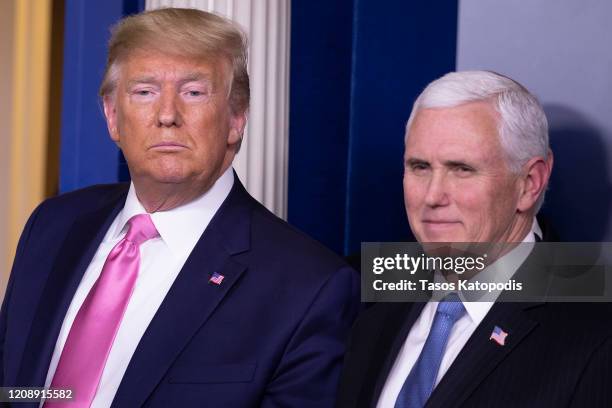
(260, 266), (361, 407)
(0, 204), (43, 386)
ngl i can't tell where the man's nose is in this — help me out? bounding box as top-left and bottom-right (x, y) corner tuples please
(156, 91), (183, 127)
(424, 171), (450, 207)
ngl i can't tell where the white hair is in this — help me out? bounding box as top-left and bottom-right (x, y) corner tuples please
(405, 70), (550, 211)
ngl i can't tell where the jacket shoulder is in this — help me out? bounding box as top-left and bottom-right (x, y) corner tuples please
(37, 183), (129, 214)
(249, 199), (350, 271)
(530, 302), (612, 339)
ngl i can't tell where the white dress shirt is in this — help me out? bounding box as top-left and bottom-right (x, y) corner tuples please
(376, 220), (541, 408)
(43, 167), (234, 408)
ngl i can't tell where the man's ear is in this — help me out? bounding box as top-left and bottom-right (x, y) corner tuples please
(517, 151), (554, 212)
(228, 110), (247, 146)
(103, 95), (120, 144)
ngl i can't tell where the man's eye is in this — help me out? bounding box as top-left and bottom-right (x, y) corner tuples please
(455, 165), (474, 174)
(184, 89), (208, 98)
(132, 89), (154, 97)
(410, 163), (429, 171)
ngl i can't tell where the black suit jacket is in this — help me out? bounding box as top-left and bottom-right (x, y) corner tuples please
(337, 230), (612, 407)
(1, 176), (360, 407)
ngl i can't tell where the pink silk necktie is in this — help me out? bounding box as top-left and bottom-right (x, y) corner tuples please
(45, 214), (159, 408)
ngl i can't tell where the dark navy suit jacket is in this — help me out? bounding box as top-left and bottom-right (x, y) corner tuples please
(0, 177), (360, 407)
(337, 301), (612, 408)
(336, 232), (612, 408)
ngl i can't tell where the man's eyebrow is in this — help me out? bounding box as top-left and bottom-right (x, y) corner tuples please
(126, 76), (159, 87)
(405, 158), (476, 169)
(444, 160), (474, 168)
(178, 73), (212, 83)
(126, 73), (213, 87)
(405, 157), (429, 166)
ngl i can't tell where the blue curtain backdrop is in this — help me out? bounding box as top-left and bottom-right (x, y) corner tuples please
(59, 0), (142, 193)
(288, 1), (458, 255)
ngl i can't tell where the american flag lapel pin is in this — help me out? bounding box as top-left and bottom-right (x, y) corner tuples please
(490, 325), (508, 346)
(209, 272), (225, 285)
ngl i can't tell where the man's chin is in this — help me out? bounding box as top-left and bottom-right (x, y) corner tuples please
(418, 227), (465, 244)
(156, 176), (191, 185)
(135, 171), (192, 186)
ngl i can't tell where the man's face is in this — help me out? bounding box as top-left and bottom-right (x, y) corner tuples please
(404, 101), (523, 243)
(103, 50), (245, 192)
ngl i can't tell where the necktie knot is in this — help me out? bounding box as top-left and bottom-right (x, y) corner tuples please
(436, 293), (466, 323)
(124, 214), (159, 246)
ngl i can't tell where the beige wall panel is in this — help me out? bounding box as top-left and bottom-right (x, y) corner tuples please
(0, 0), (15, 298)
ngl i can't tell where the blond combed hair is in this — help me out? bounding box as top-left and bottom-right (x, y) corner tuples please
(99, 7), (250, 114)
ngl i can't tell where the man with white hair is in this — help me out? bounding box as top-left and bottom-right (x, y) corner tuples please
(336, 71), (612, 408)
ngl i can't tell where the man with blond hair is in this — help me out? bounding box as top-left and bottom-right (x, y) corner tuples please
(1, 8), (358, 407)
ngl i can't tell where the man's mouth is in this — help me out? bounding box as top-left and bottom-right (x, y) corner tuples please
(149, 142), (188, 151)
(422, 220), (461, 229)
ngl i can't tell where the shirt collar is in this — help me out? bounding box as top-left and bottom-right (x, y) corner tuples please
(461, 300), (493, 324)
(462, 227), (535, 302)
(432, 218), (541, 310)
(532, 217), (543, 241)
(111, 167), (234, 259)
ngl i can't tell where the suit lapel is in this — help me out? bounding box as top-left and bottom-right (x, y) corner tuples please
(111, 180), (252, 408)
(361, 267), (433, 407)
(357, 302), (425, 408)
(426, 302), (543, 408)
(16, 187), (128, 390)
(425, 238), (550, 407)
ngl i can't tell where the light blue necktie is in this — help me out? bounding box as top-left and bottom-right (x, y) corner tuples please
(394, 294), (466, 408)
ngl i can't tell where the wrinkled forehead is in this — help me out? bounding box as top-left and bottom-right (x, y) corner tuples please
(405, 103), (505, 160)
(406, 99), (499, 137)
(114, 48), (233, 87)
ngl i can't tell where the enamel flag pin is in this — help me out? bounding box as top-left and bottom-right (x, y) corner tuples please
(209, 272), (225, 285)
(490, 325), (508, 346)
